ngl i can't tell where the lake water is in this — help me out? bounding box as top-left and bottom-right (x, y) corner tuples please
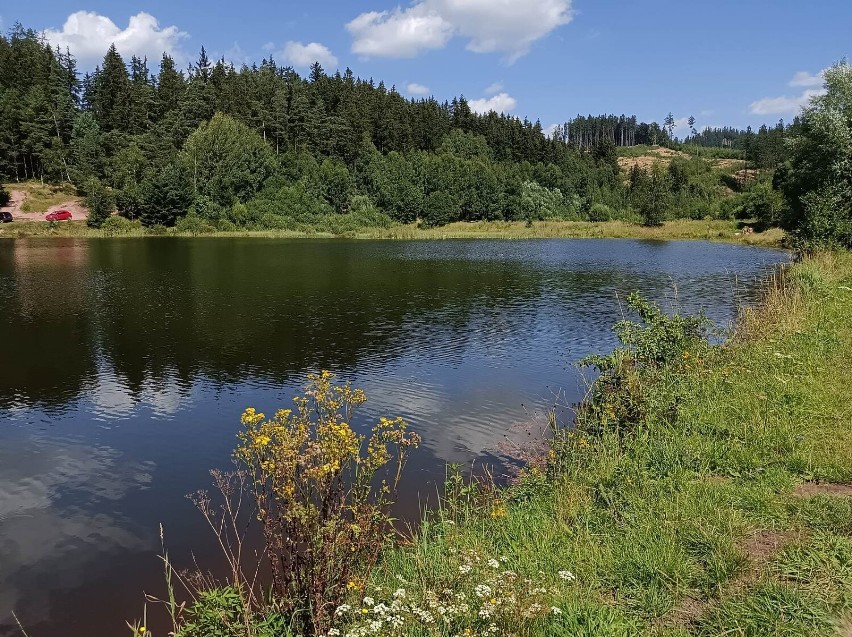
(0, 237), (785, 636)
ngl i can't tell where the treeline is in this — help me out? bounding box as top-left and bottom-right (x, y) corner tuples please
(549, 115), (674, 149)
(0, 23), (789, 230)
(684, 121), (795, 169)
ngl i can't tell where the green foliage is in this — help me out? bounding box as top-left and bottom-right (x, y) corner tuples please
(587, 202), (614, 222)
(175, 213), (216, 235)
(0, 183), (9, 207)
(83, 177), (115, 228)
(422, 190), (458, 227)
(100, 215), (142, 236)
(521, 181), (566, 220)
(780, 61), (852, 248)
(315, 159), (352, 213)
(138, 162), (194, 227)
(733, 180), (786, 227)
(579, 293), (711, 437)
(439, 129), (493, 160)
(182, 113), (276, 207)
(175, 587), (290, 637)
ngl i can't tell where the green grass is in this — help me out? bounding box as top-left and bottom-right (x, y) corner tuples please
(15, 181), (78, 212)
(357, 252), (852, 636)
(0, 218), (785, 246)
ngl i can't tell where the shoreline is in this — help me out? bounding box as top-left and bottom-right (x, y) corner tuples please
(0, 219), (784, 247)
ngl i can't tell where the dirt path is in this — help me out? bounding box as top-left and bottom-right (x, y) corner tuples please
(0, 188), (89, 222)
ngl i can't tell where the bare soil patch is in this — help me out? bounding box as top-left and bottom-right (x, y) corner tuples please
(793, 483), (852, 498)
(0, 188), (88, 222)
(660, 529), (798, 630)
(617, 147), (690, 173)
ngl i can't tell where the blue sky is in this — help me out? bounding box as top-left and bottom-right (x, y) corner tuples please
(3, 1), (850, 137)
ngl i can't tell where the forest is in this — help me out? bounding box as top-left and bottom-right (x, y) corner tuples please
(0, 23), (835, 239)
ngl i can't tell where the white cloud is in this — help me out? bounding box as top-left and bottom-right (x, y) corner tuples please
(280, 41), (338, 69)
(750, 88), (825, 115)
(671, 116), (692, 138)
(43, 11), (188, 67)
(347, 0), (573, 62)
(347, 5), (453, 58)
(468, 91), (517, 114)
(406, 82), (431, 96)
(544, 123), (561, 139)
(484, 81), (503, 95)
(790, 70), (824, 87)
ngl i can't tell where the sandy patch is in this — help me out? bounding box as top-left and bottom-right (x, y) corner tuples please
(0, 188), (88, 222)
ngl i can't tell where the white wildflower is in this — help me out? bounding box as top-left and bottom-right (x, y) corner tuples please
(474, 584), (492, 598)
(335, 604), (351, 616)
(551, 606), (563, 615)
(459, 564), (472, 574)
(362, 597), (375, 607)
(393, 588), (406, 599)
(558, 570), (576, 581)
(487, 559), (500, 569)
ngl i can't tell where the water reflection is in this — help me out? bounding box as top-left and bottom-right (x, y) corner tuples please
(0, 238), (785, 636)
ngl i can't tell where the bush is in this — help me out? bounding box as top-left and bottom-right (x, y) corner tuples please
(587, 203), (614, 222)
(174, 587), (289, 637)
(578, 293), (712, 438)
(84, 177), (115, 228)
(100, 215), (142, 236)
(0, 183), (10, 208)
(175, 213), (216, 235)
(144, 224), (169, 236)
(422, 190), (458, 228)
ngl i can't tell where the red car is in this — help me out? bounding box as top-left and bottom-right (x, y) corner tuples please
(46, 210), (72, 221)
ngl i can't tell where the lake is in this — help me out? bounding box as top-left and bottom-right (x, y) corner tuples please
(0, 237), (785, 636)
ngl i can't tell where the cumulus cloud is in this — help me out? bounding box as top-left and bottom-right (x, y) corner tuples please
(468, 91), (517, 114)
(543, 123), (561, 139)
(750, 88), (825, 115)
(789, 70), (824, 87)
(43, 11), (188, 67)
(347, 0), (573, 62)
(406, 82), (431, 96)
(749, 68), (828, 116)
(484, 81), (504, 95)
(280, 41), (338, 69)
(347, 5), (453, 58)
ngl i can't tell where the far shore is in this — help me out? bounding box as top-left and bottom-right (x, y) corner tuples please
(0, 219), (785, 247)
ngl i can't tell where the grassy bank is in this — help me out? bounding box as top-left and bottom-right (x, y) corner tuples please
(1, 218), (783, 246)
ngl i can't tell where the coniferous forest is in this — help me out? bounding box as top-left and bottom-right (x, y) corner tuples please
(0, 24), (805, 232)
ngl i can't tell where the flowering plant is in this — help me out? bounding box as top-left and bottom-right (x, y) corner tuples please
(236, 371), (420, 634)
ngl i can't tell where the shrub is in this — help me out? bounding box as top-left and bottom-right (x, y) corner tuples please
(0, 183), (10, 207)
(587, 203), (614, 222)
(84, 177), (115, 228)
(578, 293), (712, 438)
(101, 215), (142, 236)
(174, 587), (290, 637)
(422, 191), (458, 228)
(231, 372), (420, 634)
(144, 224), (169, 236)
(175, 214), (216, 235)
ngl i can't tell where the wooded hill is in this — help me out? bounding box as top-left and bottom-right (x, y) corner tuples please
(0, 24), (788, 229)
